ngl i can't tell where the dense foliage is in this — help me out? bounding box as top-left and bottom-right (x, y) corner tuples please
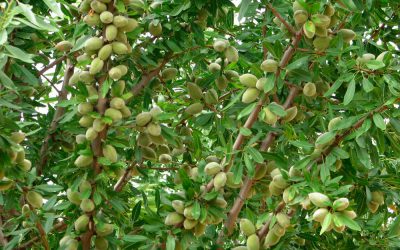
(1, 0), (400, 249)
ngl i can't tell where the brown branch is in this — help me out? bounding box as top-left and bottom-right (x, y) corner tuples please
(257, 202), (287, 239)
(15, 222), (67, 250)
(37, 54), (67, 76)
(37, 59), (73, 176)
(114, 164), (135, 192)
(0, 216), (7, 247)
(267, 3), (296, 36)
(35, 221), (50, 250)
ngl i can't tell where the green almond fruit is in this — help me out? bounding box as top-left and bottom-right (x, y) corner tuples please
(183, 218), (198, 230)
(324, 3), (335, 17)
(215, 75), (228, 90)
(90, 0), (107, 13)
(254, 164), (267, 180)
(79, 115), (94, 128)
(342, 210), (357, 219)
(158, 154), (172, 164)
(371, 191), (384, 205)
(208, 62), (221, 73)
(303, 82), (316, 97)
(79, 0), (91, 13)
(269, 182), (283, 196)
(294, 10), (308, 25)
(95, 237), (109, 250)
(120, 107), (132, 119)
(226, 172), (242, 188)
(315, 26), (328, 37)
(260, 59), (278, 73)
(105, 24), (118, 41)
(78, 102), (93, 115)
(147, 123), (161, 136)
(165, 212), (184, 226)
(293, 0), (306, 12)
(271, 224), (286, 237)
(0, 178), (14, 191)
(149, 21), (162, 36)
(137, 133), (151, 146)
(20, 159), (32, 171)
(263, 107), (278, 125)
(89, 58), (104, 75)
(83, 13), (100, 26)
(308, 192), (331, 207)
(74, 155), (93, 167)
(264, 231), (281, 248)
(68, 71), (81, 86)
(26, 191), (43, 208)
(136, 112), (152, 126)
(112, 42), (128, 54)
(120, 18), (138, 32)
(10, 131), (26, 144)
(313, 36), (331, 51)
(213, 39), (228, 52)
(142, 146), (157, 160)
(115, 65), (128, 76)
(85, 37), (104, 51)
(105, 108), (123, 122)
(194, 223), (206, 237)
(313, 208), (329, 222)
(288, 166), (302, 177)
(311, 14), (331, 28)
(185, 103), (203, 115)
(187, 82), (203, 100)
(204, 89), (218, 104)
(225, 46), (239, 63)
(95, 223), (114, 237)
(116, 30), (128, 43)
(80, 198), (95, 212)
(74, 214), (90, 232)
(240, 218), (255, 236)
(79, 180), (92, 193)
(150, 106), (162, 118)
(157, 145), (170, 155)
(55, 41), (73, 52)
(172, 200), (185, 214)
(103, 145), (118, 163)
(213, 197), (227, 208)
(161, 68), (178, 81)
(110, 97), (125, 109)
(213, 172), (227, 190)
(303, 21), (316, 39)
(272, 174), (288, 189)
(111, 80), (126, 97)
(93, 118), (106, 132)
(328, 117), (342, 131)
(109, 67), (122, 80)
(334, 224), (346, 233)
(276, 213), (291, 228)
(79, 71), (95, 83)
(67, 188), (82, 205)
(22, 204), (30, 217)
(204, 162), (222, 176)
(85, 127), (98, 141)
(242, 88), (260, 103)
(239, 74), (258, 87)
(333, 198), (349, 211)
(183, 205), (194, 219)
(368, 201), (379, 213)
(337, 29), (356, 43)
(100, 11), (113, 24)
(282, 106), (297, 123)
(113, 15), (128, 28)
(247, 234), (260, 250)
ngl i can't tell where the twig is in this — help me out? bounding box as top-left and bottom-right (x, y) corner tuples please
(15, 222), (67, 250)
(35, 221), (50, 250)
(37, 59), (73, 176)
(267, 3), (296, 36)
(257, 202), (286, 239)
(37, 54), (67, 76)
(114, 164), (135, 192)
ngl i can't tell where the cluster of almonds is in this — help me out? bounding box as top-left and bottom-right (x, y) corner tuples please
(289, 1), (356, 51)
(356, 51), (388, 66)
(135, 107), (173, 164)
(0, 131), (31, 191)
(208, 39), (240, 91)
(368, 191), (385, 213)
(309, 192), (357, 233)
(61, 180), (113, 250)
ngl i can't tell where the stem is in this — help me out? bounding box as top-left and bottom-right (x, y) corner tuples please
(267, 3), (296, 36)
(37, 55), (68, 76)
(15, 222), (67, 250)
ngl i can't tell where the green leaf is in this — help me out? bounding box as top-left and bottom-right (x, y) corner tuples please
(192, 201), (201, 220)
(268, 102), (286, 117)
(365, 60), (385, 70)
(34, 184), (63, 193)
(286, 56), (309, 70)
(237, 102), (256, 120)
(240, 127), (252, 136)
(246, 147), (264, 163)
(373, 113), (386, 130)
(336, 213), (361, 231)
(4, 45), (34, 63)
(324, 79), (343, 97)
(343, 79), (355, 105)
(315, 131), (336, 146)
(362, 78), (374, 92)
(263, 74), (275, 93)
(238, 0), (252, 21)
(166, 235), (175, 250)
(123, 235), (149, 243)
(320, 212), (332, 235)
(0, 70), (15, 89)
(131, 201), (142, 222)
(42, 0), (64, 18)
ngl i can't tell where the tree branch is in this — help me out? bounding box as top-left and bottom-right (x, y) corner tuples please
(15, 222), (67, 250)
(37, 59), (73, 176)
(267, 3), (296, 36)
(37, 54), (67, 76)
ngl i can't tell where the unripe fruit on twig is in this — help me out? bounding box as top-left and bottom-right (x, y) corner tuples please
(308, 192), (331, 207)
(0, 178), (13, 191)
(204, 162), (222, 176)
(74, 155), (93, 167)
(313, 37), (331, 51)
(194, 223), (206, 237)
(84, 13), (100, 26)
(271, 224), (286, 237)
(109, 67), (122, 80)
(240, 218), (255, 236)
(254, 164), (267, 180)
(86, 127), (98, 141)
(303, 21), (316, 39)
(303, 82), (316, 97)
(333, 198), (349, 211)
(324, 4), (335, 17)
(276, 213), (291, 228)
(293, 0), (306, 12)
(69, 72), (80, 86)
(85, 37), (103, 51)
(120, 18), (139, 32)
(115, 65), (128, 76)
(312, 208), (329, 222)
(315, 132), (335, 149)
(79, 71), (94, 83)
(315, 26), (328, 37)
(187, 82), (203, 100)
(301, 197), (312, 210)
(100, 11), (113, 24)
(282, 106), (297, 123)
(22, 204), (30, 217)
(159, 154), (172, 164)
(26, 191), (43, 208)
(337, 29), (356, 43)
(371, 191), (384, 205)
(96, 223), (114, 237)
(93, 118), (106, 132)
(328, 117), (342, 131)
(112, 42), (128, 54)
(103, 145), (118, 163)
(105, 25), (118, 41)
(113, 15), (128, 28)
(10, 131), (25, 144)
(79, 115), (94, 127)
(149, 20), (162, 36)
(294, 10), (308, 25)
(110, 97), (125, 109)
(172, 200), (185, 214)
(205, 89), (218, 104)
(264, 230), (281, 248)
(78, 102), (93, 115)
(95, 237), (109, 250)
(74, 214), (89, 232)
(165, 212), (184, 225)
(183, 219), (198, 230)
(215, 75), (228, 90)
(105, 108), (123, 122)
(214, 197), (227, 208)
(226, 172), (242, 188)
(334, 224), (346, 233)
(342, 210), (357, 219)
(272, 174), (289, 189)
(225, 46), (239, 63)
(67, 189), (82, 205)
(255, 77), (267, 91)
(89, 58), (104, 75)
(55, 41), (73, 52)
(213, 39), (228, 52)
(242, 88), (260, 103)
(137, 133), (151, 146)
(142, 146), (157, 160)
(80, 198), (95, 212)
(247, 234), (260, 250)
(90, 1), (107, 13)
(20, 159), (32, 171)
(239, 74), (258, 87)
(136, 112), (152, 127)
(311, 14), (331, 28)
(213, 172), (227, 190)
(79, 180), (91, 194)
(112, 80), (125, 97)
(288, 166), (302, 177)
(368, 201), (379, 213)
(161, 68), (178, 80)
(263, 107), (278, 125)
(185, 103), (203, 115)
(357, 53), (375, 64)
(208, 62), (221, 73)
(260, 59), (278, 73)
(147, 123), (161, 136)
(224, 70), (239, 81)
